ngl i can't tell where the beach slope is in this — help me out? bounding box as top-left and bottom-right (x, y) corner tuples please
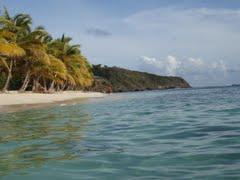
(0, 91), (105, 106)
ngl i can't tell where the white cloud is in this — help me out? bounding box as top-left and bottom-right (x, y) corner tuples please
(139, 55), (232, 86)
(141, 55), (181, 76)
(141, 56), (161, 67)
(123, 7), (240, 62)
(124, 7), (240, 30)
(165, 56), (181, 76)
(188, 58), (203, 67)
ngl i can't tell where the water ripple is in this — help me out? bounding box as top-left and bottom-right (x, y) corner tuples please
(1, 87), (240, 179)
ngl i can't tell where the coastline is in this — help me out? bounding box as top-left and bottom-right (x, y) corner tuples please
(0, 91), (106, 106)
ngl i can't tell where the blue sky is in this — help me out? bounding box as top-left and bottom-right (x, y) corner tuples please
(1, 0), (240, 86)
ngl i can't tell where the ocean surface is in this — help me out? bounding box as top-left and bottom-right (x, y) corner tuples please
(1, 86), (240, 179)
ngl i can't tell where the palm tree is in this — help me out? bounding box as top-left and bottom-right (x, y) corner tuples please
(18, 27), (50, 91)
(0, 7), (31, 91)
(0, 37), (25, 91)
(47, 34), (93, 90)
(47, 55), (67, 91)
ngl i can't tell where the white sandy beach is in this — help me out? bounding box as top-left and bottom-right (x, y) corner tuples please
(0, 91), (105, 106)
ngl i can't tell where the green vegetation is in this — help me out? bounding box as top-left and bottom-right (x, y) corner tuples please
(92, 65), (191, 92)
(0, 8), (93, 92)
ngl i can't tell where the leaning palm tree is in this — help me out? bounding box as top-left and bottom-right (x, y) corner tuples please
(18, 27), (50, 91)
(47, 55), (67, 91)
(62, 53), (93, 89)
(0, 38), (25, 91)
(0, 7), (31, 91)
(47, 34), (93, 90)
(19, 42), (50, 91)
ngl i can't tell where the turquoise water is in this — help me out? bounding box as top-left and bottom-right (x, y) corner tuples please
(1, 87), (240, 179)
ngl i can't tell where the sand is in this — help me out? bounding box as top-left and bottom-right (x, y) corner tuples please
(0, 91), (105, 106)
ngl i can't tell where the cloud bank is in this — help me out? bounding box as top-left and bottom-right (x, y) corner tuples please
(139, 55), (237, 86)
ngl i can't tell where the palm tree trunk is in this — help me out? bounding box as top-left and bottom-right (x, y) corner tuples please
(67, 85), (73, 90)
(32, 76), (40, 92)
(61, 83), (66, 91)
(19, 70), (30, 92)
(32, 78), (36, 92)
(43, 78), (47, 92)
(2, 59), (13, 92)
(48, 81), (55, 92)
(57, 85), (60, 91)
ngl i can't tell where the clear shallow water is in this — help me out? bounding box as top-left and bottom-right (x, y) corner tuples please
(1, 87), (240, 179)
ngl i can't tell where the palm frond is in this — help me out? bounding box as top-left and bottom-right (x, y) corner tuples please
(0, 42), (25, 57)
(22, 43), (50, 65)
(3, 7), (11, 20)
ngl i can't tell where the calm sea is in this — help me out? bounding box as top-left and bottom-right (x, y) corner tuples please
(1, 86), (240, 179)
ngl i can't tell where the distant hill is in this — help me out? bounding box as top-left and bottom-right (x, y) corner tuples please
(89, 65), (191, 93)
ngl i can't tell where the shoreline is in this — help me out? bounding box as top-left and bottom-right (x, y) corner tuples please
(0, 91), (106, 106)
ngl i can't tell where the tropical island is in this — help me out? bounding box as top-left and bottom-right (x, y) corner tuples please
(90, 65), (190, 93)
(0, 8), (190, 106)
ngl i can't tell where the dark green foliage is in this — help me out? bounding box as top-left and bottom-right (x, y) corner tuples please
(0, 74), (6, 89)
(88, 76), (112, 93)
(9, 73), (22, 90)
(92, 65), (191, 92)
